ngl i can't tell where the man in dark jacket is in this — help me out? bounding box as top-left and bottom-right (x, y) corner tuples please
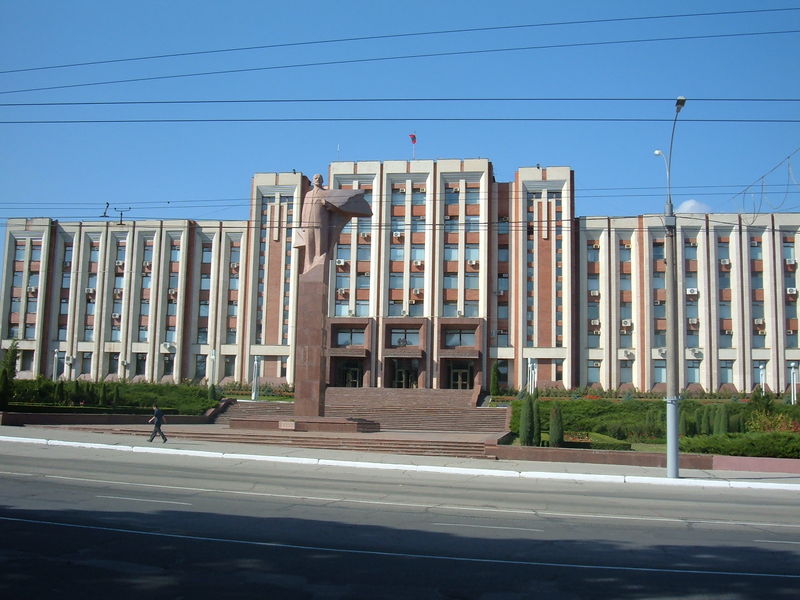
(148, 404), (167, 443)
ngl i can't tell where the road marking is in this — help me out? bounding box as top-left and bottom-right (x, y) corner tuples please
(754, 539), (800, 546)
(96, 495), (192, 506)
(42, 474), (800, 530)
(433, 523), (544, 533)
(0, 471), (35, 477)
(1, 515), (798, 580)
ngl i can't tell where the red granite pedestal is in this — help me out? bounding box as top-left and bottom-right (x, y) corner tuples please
(283, 260), (379, 433)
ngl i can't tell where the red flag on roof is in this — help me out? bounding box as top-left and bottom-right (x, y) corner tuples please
(409, 134), (417, 144)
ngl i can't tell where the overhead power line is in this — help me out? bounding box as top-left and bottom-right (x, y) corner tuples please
(2, 117), (798, 125)
(1, 97), (798, 108)
(2, 29), (798, 96)
(1, 7), (796, 75)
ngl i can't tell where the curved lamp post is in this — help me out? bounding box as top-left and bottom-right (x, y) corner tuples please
(654, 96), (686, 479)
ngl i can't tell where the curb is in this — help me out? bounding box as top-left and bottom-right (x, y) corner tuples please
(2, 435), (798, 492)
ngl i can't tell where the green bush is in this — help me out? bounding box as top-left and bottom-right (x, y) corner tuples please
(532, 395), (542, 447)
(10, 379), (216, 415)
(680, 432), (800, 458)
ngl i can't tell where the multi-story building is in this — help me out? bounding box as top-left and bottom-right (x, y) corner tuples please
(2, 158), (799, 394)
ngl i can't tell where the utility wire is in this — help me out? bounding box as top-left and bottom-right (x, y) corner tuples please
(1, 97), (798, 108)
(2, 7), (796, 75)
(2, 117), (797, 125)
(2, 29), (798, 96)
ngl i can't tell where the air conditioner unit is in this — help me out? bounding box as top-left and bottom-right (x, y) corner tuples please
(160, 342), (173, 353)
(686, 288), (699, 295)
(444, 215), (453, 220)
(621, 319), (632, 327)
(754, 318), (764, 325)
(142, 260), (152, 268)
(591, 329), (601, 335)
(592, 243), (600, 249)
(589, 290), (600, 297)
(113, 288), (123, 297)
(412, 288), (421, 295)
(359, 232), (369, 239)
(111, 313), (121, 319)
(496, 290), (506, 296)
(786, 258), (797, 266)
(590, 319), (601, 326)
(750, 241), (759, 247)
(723, 329), (734, 335)
(451, 187), (460, 193)
(168, 288), (178, 295)
(26, 286), (37, 293)
(409, 299), (416, 304)
(787, 329), (796, 335)
(115, 260), (124, 267)
(63, 261), (71, 269)
(413, 260), (423, 266)
(758, 330), (767, 336)
(720, 258), (730, 266)
(400, 310), (408, 316)
(497, 329), (507, 335)
(392, 231), (402, 238)
(347, 309), (355, 316)
(653, 300), (663, 305)
(467, 260), (478, 266)
(788, 287), (798, 295)
(335, 259), (346, 266)
(399, 188), (406, 194)
(500, 216), (509, 222)
(85, 287), (95, 294)
(688, 318), (699, 325)
(230, 262), (239, 269)
(623, 242), (631, 249)
(592, 361), (601, 368)
(688, 241), (697, 247)
(336, 288), (348, 295)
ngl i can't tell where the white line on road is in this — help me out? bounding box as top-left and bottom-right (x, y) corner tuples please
(433, 522), (544, 533)
(0, 471), (35, 476)
(1, 515), (798, 580)
(754, 539), (800, 545)
(41, 474), (800, 530)
(96, 495), (193, 506)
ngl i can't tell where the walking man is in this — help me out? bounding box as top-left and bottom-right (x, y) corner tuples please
(148, 403), (167, 443)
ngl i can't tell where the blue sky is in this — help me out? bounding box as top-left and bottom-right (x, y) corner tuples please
(1, 0), (799, 253)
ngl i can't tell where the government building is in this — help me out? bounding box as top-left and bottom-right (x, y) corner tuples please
(2, 158), (799, 394)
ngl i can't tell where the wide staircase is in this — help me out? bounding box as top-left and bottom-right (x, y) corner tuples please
(215, 387), (510, 433)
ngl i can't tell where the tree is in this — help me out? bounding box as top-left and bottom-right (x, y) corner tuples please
(1, 340), (19, 381)
(208, 384), (218, 404)
(713, 404), (729, 435)
(100, 383), (108, 407)
(532, 393), (542, 447)
(549, 403), (564, 448)
(490, 361), (501, 396)
(519, 394), (533, 446)
(0, 368), (11, 410)
(113, 385), (121, 407)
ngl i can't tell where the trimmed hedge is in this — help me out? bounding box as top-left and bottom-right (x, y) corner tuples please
(8, 378), (215, 415)
(680, 432), (800, 458)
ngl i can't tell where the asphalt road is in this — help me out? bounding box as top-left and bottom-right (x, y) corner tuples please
(1, 442), (798, 599)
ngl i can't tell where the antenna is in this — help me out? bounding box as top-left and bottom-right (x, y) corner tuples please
(114, 206), (132, 225)
(100, 202), (109, 217)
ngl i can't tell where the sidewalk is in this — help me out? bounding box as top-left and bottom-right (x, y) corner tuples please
(2, 425), (800, 491)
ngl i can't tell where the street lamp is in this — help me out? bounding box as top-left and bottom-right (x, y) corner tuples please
(52, 348), (59, 381)
(791, 363), (797, 406)
(654, 96), (686, 479)
(759, 363), (766, 390)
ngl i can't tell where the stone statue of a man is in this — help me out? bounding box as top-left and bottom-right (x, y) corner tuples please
(294, 174), (372, 273)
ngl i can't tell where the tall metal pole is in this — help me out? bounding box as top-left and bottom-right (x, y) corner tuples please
(251, 356), (260, 401)
(656, 96), (686, 479)
(791, 363), (797, 406)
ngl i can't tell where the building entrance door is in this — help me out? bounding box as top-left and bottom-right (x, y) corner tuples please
(451, 368), (471, 390)
(344, 367), (362, 387)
